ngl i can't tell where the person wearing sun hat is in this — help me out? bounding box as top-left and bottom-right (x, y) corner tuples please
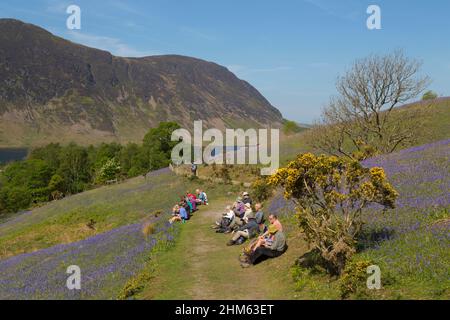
(226, 197), (245, 232)
(242, 191), (252, 205)
(241, 224), (287, 267)
(233, 197), (245, 218)
(242, 202), (253, 222)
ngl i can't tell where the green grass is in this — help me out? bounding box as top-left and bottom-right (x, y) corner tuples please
(0, 170), (239, 259)
(415, 98), (450, 144)
(0, 99), (448, 300)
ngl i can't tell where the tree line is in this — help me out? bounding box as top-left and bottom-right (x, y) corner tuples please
(0, 122), (180, 215)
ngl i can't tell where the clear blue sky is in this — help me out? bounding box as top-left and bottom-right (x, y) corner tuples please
(1, 0), (449, 123)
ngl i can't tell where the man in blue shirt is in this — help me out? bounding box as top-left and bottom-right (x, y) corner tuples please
(179, 205), (189, 222)
(169, 205), (190, 224)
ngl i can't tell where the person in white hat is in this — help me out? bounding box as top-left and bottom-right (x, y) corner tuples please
(242, 202), (253, 223)
(213, 205), (235, 231)
(242, 192), (252, 206)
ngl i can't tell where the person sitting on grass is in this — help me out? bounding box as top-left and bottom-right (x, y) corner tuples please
(227, 198), (246, 232)
(196, 189), (208, 205)
(180, 197), (191, 217)
(227, 212), (259, 246)
(242, 203), (253, 221)
(213, 205), (235, 232)
(268, 213), (283, 232)
(233, 197), (245, 218)
(254, 203), (265, 231)
(240, 224), (287, 268)
(169, 205), (189, 224)
(186, 192), (197, 212)
(242, 192), (252, 205)
(243, 213), (283, 255)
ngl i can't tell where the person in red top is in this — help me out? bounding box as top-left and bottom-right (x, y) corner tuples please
(186, 192), (197, 211)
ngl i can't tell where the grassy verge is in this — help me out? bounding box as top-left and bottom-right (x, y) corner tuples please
(118, 223), (181, 300)
(0, 171), (238, 259)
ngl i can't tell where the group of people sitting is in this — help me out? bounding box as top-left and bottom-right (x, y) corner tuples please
(213, 192), (287, 268)
(169, 189), (208, 224)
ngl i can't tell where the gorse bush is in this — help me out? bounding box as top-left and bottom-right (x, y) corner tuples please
(251, 177), (274, 202)
(269, 153), (398, 274)
(118, 269), (153, 300)
(339, 260), (373, 299)
(211, 163), (232, 184)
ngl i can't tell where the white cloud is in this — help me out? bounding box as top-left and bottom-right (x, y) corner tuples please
(66, 31), (158, 57)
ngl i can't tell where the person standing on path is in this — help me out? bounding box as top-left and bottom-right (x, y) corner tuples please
(191, 164), (198, 177)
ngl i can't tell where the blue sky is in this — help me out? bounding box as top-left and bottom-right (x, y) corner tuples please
(1, 0), (449, 123)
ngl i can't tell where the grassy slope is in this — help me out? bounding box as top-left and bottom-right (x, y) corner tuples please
(0, 169), (240, 259)
(279, 98), (450, 164)
(408, 98), (450, 145)
(266, 140), (450, 300)
(0, 99), (448, 299)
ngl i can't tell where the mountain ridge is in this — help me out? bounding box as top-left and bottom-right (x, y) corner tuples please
(0, 19), (283, 147)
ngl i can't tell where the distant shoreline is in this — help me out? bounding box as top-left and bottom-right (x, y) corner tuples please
(0, 148), (28, 164)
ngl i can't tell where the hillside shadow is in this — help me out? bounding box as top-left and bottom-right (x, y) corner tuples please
(294, 249), (338, 275)
(357, 227), (396, 251)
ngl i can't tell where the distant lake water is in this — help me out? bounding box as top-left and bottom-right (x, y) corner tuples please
(0, 148), (28, 164)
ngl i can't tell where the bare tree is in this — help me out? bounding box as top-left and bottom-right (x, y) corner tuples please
(309, 51), (431, 159)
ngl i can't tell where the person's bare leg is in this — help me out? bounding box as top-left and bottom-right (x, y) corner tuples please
(252, 238), (265, 251)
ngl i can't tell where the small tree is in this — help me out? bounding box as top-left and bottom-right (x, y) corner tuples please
(142, 122), (181, 171)
(309, 51), (430, 159)
(96, 158), (121, 184)
(422, 90), (438, 101)
(269, 153), (398, 274)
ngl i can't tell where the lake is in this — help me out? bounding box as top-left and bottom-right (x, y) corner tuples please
(0, 148), (28, 164)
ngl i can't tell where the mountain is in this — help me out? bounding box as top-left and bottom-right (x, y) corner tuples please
(0, 19), (283, 147)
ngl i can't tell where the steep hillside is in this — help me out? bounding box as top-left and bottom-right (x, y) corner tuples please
(0, 19), (283, 147)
